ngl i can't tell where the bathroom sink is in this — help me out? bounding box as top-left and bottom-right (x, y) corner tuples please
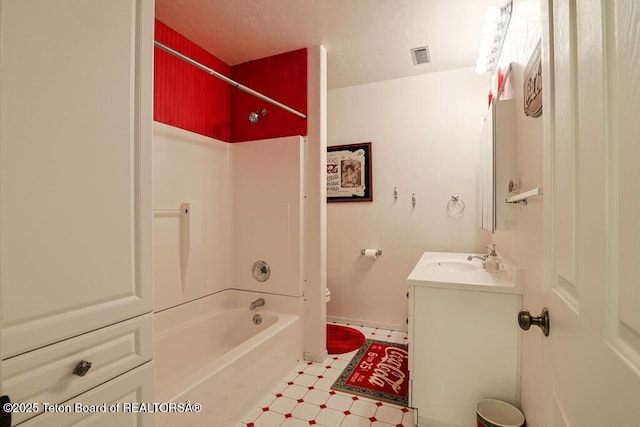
(407, 252), (522, 294)
(424, 260), (483, 273)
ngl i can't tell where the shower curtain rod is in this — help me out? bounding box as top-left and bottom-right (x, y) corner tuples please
(154, 41), (307, 120)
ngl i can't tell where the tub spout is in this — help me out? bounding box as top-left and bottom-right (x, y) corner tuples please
(250, 298), (265, 311)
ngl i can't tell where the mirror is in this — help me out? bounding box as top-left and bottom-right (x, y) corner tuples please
(478, 98), (516, 232)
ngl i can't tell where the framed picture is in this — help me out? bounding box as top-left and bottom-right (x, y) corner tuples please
(524, 39), (542, 117)
(327, 142), (373, 202)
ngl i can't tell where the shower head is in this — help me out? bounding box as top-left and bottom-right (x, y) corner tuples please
(248, 108), (267, 124)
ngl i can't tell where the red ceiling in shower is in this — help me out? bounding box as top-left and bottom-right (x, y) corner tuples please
(154, 20), (307, 142)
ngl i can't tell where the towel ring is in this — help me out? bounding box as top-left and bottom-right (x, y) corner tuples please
(447, 196), (465, 216)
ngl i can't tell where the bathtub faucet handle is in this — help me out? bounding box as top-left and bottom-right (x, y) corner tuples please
(250, 298), (265, 311)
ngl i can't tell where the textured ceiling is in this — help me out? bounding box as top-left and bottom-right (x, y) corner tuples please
(155, 0), (503, 89)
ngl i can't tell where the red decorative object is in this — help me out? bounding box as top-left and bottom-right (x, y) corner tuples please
(326, 324), (366, 354)
(497, 67), (505, 94)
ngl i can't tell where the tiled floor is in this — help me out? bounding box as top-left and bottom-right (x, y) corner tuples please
(236, 324), (416, 427)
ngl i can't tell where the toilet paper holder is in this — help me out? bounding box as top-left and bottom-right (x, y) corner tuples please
(361, 249), (382, 258)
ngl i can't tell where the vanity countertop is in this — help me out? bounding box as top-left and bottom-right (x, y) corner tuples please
(407, 251), (523, 294)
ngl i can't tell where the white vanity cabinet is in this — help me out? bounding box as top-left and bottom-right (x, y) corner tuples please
(0, 0), (154, 424)
(407, 253), (522, 427)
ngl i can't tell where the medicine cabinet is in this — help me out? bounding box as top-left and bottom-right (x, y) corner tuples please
(478, 98), (516, 232)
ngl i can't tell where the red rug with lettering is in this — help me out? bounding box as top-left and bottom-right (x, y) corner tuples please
(326, 324), (366, 354)
(331, 339), (409, 406)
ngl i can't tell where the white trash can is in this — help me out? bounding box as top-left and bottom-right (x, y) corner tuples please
(476, 399), (525, 427)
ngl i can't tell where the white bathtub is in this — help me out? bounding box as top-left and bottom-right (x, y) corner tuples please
(154, 290), (303, 426)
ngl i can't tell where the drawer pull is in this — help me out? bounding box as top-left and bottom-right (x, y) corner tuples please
(72, 360), (92, 377)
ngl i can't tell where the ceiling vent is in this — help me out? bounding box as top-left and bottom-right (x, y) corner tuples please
(411, 46), (431, 65)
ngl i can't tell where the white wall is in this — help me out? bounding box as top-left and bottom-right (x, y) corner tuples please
(490, 1), (544, 425)
(232, 137), (305, 298)
(153, 123), (233, 312)
(302, 46), (328, 362)
(327, 67), (491, 330)
(153, 124), (305, 309)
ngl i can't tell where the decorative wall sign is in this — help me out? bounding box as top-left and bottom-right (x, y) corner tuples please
(524, 40), (542, 117)
(327, 142), (373, 202)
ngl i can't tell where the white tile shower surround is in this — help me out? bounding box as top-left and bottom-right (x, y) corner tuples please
(237, 324), (415, 427)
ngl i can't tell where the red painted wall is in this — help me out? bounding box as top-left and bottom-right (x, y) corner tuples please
(230, 49), (307, 142)
(154, 20), (307, 142)
(154, 20), (231, 141)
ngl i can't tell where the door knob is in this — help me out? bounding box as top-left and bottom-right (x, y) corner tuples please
(72, 360), (92, 377)
(518, 307), (550, 336)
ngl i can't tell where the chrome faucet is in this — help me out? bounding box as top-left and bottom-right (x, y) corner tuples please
(250, 298), (265, 311)
(467, 255), (487, 268)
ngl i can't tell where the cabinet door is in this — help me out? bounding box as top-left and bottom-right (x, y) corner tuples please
(410, 286), (520, 426)
(0, 0), (153, 358)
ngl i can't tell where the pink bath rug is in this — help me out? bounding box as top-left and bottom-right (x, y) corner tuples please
(326, 324), (366, 354)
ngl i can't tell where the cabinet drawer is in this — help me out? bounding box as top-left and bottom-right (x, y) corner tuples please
(18, 362), (155, 427)
(3, 314), (152, 425)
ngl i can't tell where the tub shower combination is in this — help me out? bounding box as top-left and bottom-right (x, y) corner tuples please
(154, 289), (303, 426)
(153, 120), (308, 425)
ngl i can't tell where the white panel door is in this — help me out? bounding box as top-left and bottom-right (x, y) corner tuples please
(541, 0), (640, 425)
(0, 0), (153, 358)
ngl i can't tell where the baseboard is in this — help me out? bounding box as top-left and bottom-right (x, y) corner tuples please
(417, 415), (464, 427)
(327, 315), (407, 333)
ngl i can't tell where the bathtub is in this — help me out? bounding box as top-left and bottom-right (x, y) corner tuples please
(154, 289), (303, 426)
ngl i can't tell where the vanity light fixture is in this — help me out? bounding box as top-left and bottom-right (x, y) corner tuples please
(475, 1), (512, 74)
